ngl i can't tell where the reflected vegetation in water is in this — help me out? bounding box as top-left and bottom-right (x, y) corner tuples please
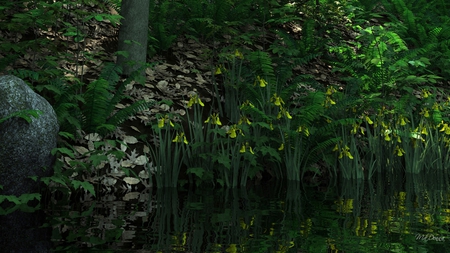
(49, 171), (450, 252)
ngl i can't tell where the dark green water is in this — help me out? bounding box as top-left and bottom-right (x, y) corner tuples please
(48, 171), (450, 252)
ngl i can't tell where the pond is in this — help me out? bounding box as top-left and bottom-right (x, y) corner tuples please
(48, 171), (450, 252)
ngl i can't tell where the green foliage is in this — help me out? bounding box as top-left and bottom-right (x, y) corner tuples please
(0, 193), (42, 215)
(0, 109), (43, 124)
(37, 63), (156, 137)
(350, 0), (450, 80)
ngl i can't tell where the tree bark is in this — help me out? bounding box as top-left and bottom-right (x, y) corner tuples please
(117, 0), (149, 76)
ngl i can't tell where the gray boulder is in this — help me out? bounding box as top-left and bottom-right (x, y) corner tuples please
(0, 75), (59, 252)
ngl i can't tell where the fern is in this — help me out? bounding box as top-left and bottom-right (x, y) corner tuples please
(83, 78), (112, 134)
(247, 51), (276, 85)
(80, 63), (156, 136)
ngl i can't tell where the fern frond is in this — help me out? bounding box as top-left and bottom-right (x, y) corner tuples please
(247, 51), (276, 85)
(82, 78), (111, 133)
(99, 62), (121, 86)
(107, 100), (156, 127)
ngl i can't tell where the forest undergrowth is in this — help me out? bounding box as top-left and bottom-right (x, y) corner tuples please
(1, 0), (450, 194)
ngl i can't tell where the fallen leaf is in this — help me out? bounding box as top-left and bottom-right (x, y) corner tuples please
(74, 146), (89, 155)
(123, 135), (138, 144)
(123, 177), (140, 185)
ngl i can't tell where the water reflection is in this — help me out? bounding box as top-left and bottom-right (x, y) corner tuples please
(50, 173), (450, 252)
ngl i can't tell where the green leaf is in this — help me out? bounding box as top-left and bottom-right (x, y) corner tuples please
(89, 154), (108, 167)
(41, 175), (67, 187)
(18, 193), (41, 203)
(187, 167), (205, 178)
(71, 180), (96, 197)
(94, 14), (103, 21)
(51, 147), (75, 158)
(216, 154), (231, 169)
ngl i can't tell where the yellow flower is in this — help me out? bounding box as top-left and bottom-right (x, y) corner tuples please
(240, 100), (255, 109)
(240, 142), (254, 154)
(255, 76), (267, 87)
(173, 132), (188, 144)
(440, 122), (450, 135)
(278, 143), (284, 151)
(205, 113), (222, 125)
(324, 96), (336, 106)
(158, 117), (165, 128)
(187, 94), (204, 107)
(326, 86), (337, 95)
(158, 115), (174, 128)
(432, 102), (441, 110)
(297, 126), (310, 136)
(271, 93), (284, 107)
(351, 123), (359, 134)
(394, 145), (405, 156)
(215, 65), (225, 75)
(399, 115), (409, 126)
(227, 128), (237, 138)
(342, 145), (353, 159)
(285, 110), (293, 119)
(420, 127), (428, 135)
(234, 49), (244, 59)
(384, 132), (391, 141)
(365, 116), (373, 125)
(278, 108), (292, 119)
(422, 89), (431, 98)
(227, 125), (242, 138)
(332, 144), (339, 152)
(420, 108), (430, 118)
(238, 115), (252, 125)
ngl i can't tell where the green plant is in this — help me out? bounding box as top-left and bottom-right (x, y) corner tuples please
(0, 109), (43, 124)
(37, 63), (156, 138)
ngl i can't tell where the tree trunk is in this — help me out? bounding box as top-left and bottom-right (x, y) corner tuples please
(117, 0), (149, 76)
